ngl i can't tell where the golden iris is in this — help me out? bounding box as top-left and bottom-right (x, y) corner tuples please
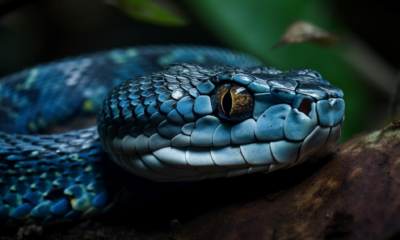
(212, 83), (253, 122)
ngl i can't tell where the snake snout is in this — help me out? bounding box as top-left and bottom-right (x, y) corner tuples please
(316, 98), (345, 127)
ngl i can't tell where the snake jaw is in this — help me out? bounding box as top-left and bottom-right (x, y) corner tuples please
(98, 63), (345, 182)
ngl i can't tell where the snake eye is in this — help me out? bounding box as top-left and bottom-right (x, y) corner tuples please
(212, 83), (253, 122)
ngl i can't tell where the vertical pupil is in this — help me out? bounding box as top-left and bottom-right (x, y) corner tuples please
(222, 91), (233, 116)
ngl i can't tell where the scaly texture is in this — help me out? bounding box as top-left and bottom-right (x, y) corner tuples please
(0, 45), (344, 225)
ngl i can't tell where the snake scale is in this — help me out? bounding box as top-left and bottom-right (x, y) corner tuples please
(0, 46), (344, 225)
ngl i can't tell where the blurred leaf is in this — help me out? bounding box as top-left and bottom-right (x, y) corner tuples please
(106, 0), (188, 26)
(274, 20), (338, 48)
(184, 0), (369, 141)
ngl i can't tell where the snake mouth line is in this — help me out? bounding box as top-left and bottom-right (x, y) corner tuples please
(106, 119), (344, 182)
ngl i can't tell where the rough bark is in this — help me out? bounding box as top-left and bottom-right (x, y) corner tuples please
(3, 120), (400, 240)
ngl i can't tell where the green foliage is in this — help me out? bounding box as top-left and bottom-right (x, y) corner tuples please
(114, 0), (188, 26)
(185, 0), (368, 141)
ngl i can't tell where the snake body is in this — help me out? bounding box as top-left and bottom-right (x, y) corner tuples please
(0, 46), (344, 224)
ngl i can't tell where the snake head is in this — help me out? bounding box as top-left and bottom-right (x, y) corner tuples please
(98, 63), (344, 182)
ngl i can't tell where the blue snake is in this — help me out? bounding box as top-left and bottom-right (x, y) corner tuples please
(0, 46), (344, 225)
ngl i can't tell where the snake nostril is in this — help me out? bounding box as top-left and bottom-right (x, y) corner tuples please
(298, 98), (312, 116)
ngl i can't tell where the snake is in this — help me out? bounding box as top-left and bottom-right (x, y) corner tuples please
(0, 45), (345, 225)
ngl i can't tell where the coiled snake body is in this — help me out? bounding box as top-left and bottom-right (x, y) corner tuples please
(0, 46), (344, 224)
